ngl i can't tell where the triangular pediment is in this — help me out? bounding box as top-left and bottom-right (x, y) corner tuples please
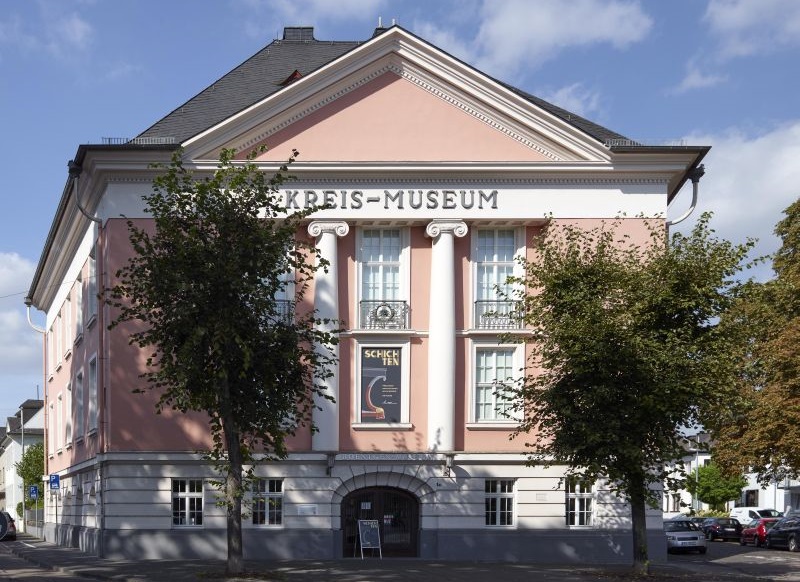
(183, 27), (613, 165)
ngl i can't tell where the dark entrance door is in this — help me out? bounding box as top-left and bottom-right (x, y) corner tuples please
(342, 487), (419, 557)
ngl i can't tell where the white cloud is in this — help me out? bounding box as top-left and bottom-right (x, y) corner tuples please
(672, 59), (727, 94)
(537, 83), (602, 118)
(0, 253), (41, 381)
(704, 0), (800, 59)
(414, 21), (477, 65)
(0, 2), (93, 59)
(472, 0), (653, 79)
(674, 121), (800, 280)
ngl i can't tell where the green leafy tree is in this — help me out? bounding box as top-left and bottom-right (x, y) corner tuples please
(107, 147), (337, 575)
(15, 442), (45, 512)
(711, 199), (800, 485)
(507, 214), (752, 573)
(686, 462), (746, 511)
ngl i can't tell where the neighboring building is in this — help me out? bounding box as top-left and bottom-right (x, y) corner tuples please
(737, 475), (800, 516)
(26, 26), (708, 562)
(662, 433), (713, 519)
(0, 399), (44, 527)
(662, 433), (800, 519)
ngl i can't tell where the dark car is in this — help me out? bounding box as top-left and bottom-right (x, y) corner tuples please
(0, 511), (17, 541)
(765, 514), (800, 552)
(740, 517), (779, 547)
(701, 517), (743, 541)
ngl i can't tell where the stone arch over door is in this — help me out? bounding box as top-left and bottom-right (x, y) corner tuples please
(332, 471), (435, 558)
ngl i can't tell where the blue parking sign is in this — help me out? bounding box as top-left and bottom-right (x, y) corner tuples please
(29, 485), (39, 499)
(49, 474), (60, 490)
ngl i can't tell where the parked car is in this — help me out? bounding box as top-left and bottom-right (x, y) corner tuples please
(0, 511), (17, 541)
(765, 514), (800, 552)
(730, 507), (783, 523)
(739, 517), (779, 547)
(701, 517), (743, 541)
(664, 519), (707, 554)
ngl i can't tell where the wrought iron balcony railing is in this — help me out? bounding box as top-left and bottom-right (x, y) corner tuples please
(359, 300), (410, 330)
(273, 300), (293, 324)
(474, 300), (523, 329)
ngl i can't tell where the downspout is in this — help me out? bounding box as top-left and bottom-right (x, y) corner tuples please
(23, 298), (46, 538)
(666, 164), (705, 233)
(68, 160), (102, 225)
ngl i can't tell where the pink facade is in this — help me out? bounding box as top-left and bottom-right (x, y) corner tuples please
(29, 26), (708, 563)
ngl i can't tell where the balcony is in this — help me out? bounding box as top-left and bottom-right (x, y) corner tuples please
(474, 300), (523, 330)
(273, 300), (292, 324)
(359, 300), (409, 330)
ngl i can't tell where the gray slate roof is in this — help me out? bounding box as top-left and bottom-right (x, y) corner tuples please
(138, 28), (362, 144)
(137, 25), (627, 147)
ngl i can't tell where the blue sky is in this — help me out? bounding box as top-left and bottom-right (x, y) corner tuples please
(2, 0), (799, 418)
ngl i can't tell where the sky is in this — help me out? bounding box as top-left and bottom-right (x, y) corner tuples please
(1, 0), (799, 419)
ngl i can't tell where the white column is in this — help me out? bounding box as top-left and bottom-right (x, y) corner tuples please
(425, 219), (468, 451)
(307, 220), (349, 451)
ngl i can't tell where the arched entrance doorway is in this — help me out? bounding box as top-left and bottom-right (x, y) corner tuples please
(342, 487), (419, 557)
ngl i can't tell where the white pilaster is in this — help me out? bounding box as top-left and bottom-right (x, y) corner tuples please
(425, 219), (468, 451)
(307, 220), (349, 451)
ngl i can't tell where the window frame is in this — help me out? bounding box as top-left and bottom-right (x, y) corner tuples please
(87, 355), (98, 434)
(471, 227), (525, 329)
(566, 476), (595, 528)
(355, 227), (410, 329)
(65, 382), (73, 447)
(86, 251), (97, 326)
(251, 478), (283, 527)
(484, 478), (516, 527)
(74, 369), (84, 441)
(171, 478), (204, 527)
(468, 340), (524, 426)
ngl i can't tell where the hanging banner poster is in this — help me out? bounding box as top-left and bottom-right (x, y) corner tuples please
(360, 348), (401, 423)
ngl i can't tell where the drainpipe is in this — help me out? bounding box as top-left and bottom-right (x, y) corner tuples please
(68, 160), (102, 225)
(666, 164), (705, 233)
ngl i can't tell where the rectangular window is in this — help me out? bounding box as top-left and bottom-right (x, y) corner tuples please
(475, 348), (516, 422)
(474, 229), (522, 329)
(75, 275), (84, 338)
(566, 477), (594, 527)
(87, 252), (97, 323)
(55, 313), (63, 367)
(65, 382), (73, 446)
(252, 479), (283, 526)
(47, 327), (55, 376)
(485, 479), (515, 526)
(48, 402), (55, 457)
(358, 228), (408, 329)
(56, 393), (63, 452)
(75, 371), (84, 439)
(172, 479), (203, 526)
(63, 296), (72, 355)
(88, 357), (98, 432)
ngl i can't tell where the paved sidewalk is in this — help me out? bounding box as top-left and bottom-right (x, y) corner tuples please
(2, 534), (774, 582)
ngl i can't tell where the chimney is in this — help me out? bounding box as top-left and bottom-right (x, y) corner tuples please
(283, 27), (315, 41)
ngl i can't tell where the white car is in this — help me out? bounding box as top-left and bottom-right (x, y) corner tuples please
(665, 519), (707, 554)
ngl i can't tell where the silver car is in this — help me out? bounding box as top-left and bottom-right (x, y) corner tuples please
(665, 519), (707, 554)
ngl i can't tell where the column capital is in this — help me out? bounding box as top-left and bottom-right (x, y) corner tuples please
(308, 220), (350, 238)
(425, 220), (468, 239)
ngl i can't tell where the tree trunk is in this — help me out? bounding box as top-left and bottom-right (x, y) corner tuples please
(220, 381), (244, 575)
(629, 479), (650, 576)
